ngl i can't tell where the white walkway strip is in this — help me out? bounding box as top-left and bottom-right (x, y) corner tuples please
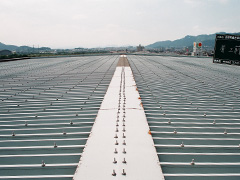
(73, 56), (164, 180)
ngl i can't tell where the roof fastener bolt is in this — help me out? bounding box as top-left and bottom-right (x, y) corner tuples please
(70, 121), (73, 125)
(114, 148), (118, 154)
(25, 121), (28, 126)
(123, 140), (126, 145)
(54, 142), (57, 148)
(213, 120), (216, 125)
(12, 131), (15, 136)
(168, 119), (171, 124)
(122, 169), (126, 175)
(224, 129), (227, 135)
(123, 127), (126, 132)
(115, 140), (119, 145)
(116, 128), (119, 132)
(112, 170), (116, 176)
(114, 134), (118, 138)
(122, 158), (127, 164)
(123, 133), (126, 138)
(41, 160), (45, 167)
(113, 158), (117, 164)
(181, 141), (184, 147)
(191, 159), (195, 165)
(174, 129), (177, 134)
(63, 131), (66, 135)
(123, 148), (126, 154)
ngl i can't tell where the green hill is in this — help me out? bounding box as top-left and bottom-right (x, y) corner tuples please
(0, 42), (51, 53)
(0, 42), (18, 51)
(146, 32), (240, 49)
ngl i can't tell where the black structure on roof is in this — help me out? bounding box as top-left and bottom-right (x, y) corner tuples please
(213, 34), (240, 65)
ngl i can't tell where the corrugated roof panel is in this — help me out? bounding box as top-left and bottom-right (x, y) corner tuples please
(128, 55), (240, 180)
(0, 56), (118, 179)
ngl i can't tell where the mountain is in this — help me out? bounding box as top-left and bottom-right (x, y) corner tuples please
(0, 42), (18, 51)
(146, 32), (240, 49)
(0, 42), (51, 53)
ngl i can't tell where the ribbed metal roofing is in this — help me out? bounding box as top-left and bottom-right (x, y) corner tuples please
(128, 55), (240, 180)
(1, 55), (240, 179)
(0, 56), (118, 179)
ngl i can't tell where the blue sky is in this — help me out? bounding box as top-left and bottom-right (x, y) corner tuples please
(0, 0), (239, 48)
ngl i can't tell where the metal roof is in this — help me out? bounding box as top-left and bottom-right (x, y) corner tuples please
(1, 55), (240, 179)
(128, 55), (240, 180)
(0, 56), (118, 179)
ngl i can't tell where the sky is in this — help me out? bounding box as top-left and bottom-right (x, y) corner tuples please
(0, 0), (239, 49)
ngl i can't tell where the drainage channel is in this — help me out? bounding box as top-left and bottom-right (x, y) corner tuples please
(73, 55), (164, 180)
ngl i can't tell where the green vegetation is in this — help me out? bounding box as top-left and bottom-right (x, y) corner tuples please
(0, 54), (29, 60)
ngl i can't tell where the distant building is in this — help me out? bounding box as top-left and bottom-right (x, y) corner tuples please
(137, 44), (144, 52)
(0, 50), (12, 56)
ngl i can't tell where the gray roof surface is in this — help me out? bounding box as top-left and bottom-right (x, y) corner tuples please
(0, 56), (118, 179)
(1, 55), (240, 180)
(128, 55), (240, 180)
